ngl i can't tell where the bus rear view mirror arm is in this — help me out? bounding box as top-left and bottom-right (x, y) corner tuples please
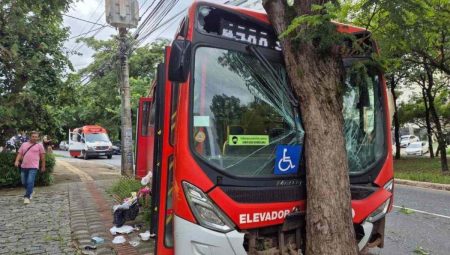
(168, 40), (192, 82)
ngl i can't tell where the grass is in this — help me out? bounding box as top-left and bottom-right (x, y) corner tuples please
(394, 157), (450, 184)
(108, 177), (143, 201)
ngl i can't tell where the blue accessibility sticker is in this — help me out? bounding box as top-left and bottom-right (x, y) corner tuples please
(274, 145), (302, 175)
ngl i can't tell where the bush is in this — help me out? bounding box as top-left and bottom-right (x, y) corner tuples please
(0, 152), (55, 187)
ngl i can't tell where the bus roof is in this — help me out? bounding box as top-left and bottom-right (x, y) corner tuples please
(193, 1), (368, 34)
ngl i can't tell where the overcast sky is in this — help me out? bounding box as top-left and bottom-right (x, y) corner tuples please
(63, 0), (228, 71)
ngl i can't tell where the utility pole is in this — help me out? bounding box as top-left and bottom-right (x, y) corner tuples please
(118, 27), (134, 176)
(105, 0), (139, 177)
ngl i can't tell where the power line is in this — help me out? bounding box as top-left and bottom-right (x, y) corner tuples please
(137, 8), (185, 45)
(69, 26), (107, 40)
(63, 13), (111, 27)
(74, 0), (105, 38)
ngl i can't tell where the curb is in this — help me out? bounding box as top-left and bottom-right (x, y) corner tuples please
(395, 179), (450, 191)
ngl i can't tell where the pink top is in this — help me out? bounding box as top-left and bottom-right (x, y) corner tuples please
(18, 142), (45, 169)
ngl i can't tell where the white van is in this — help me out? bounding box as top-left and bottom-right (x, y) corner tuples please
(68, 125), (113, 160)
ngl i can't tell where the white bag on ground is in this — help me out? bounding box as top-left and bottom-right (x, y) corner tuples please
(112, 235), (126, 244)
(110, 225), (134, 235)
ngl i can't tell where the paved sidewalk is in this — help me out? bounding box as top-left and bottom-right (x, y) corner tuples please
(0, 158), (154, 255)
(0, 185), (74, 254)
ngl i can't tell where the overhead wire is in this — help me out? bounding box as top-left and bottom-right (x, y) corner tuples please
(81, 0), (184, 86)
(72, 0), (105, 36)
(63, 13), (109, 27)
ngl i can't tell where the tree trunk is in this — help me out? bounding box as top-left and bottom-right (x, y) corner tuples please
(421, 88), (434, 158)
(390, 77), (401, 160)
(263, 1), (358, 254)
(424, 64), (448, 172)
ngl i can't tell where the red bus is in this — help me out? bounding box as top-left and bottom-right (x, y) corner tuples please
(136, 1), (394, 254)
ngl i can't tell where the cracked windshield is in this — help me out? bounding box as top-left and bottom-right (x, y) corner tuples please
(191, 47), (304, 177)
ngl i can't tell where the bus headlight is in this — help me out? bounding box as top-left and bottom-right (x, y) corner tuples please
(182, 182), (235, 233)
(367, 198), (390, 223)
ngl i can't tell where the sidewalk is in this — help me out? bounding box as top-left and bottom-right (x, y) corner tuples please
(0, 158), (154, 255)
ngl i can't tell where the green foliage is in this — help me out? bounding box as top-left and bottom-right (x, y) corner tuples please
(399, 206), (415, 215)
(108, 177), (142, 201)
(0, 0), (72, 144)
(49, 38), (167, 142)
(281, 2), (351, 55)
(413, 246), (430, 255)
(0, 153), (55, 187)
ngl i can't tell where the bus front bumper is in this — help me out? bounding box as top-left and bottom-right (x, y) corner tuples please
(174, 216), (246, 255)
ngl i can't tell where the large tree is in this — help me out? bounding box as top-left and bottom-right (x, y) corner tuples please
(347, 0), (449, 171)
(263, 1), (358, 254)
(0, 0), (72, 144)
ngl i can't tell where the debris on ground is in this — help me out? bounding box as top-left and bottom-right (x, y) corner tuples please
(112, 235), (126, 244)
(91, 236), (104, 245)
(110, 225), (135, 235)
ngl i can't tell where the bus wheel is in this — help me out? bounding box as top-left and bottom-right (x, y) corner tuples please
(83, 151), (88, 160)
(107, 154), (112, 159)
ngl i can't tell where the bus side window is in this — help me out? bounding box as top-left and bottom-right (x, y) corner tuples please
(142, 101), (151, 136)
(148, 101), (156, 135)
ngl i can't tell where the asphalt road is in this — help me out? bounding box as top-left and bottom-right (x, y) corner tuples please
(374, 184), (450, 255)
(53, 149), (121, 169)
(53, 150), (450, 254)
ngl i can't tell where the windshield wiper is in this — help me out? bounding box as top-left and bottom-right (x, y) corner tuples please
(246, 45), (298, 107)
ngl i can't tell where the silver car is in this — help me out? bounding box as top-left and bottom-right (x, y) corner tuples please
(400, 135), (419, 148)
(405, 141), (429, 156)
(59, 141), (69, 151)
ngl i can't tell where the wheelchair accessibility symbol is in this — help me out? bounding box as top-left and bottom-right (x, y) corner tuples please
(274, 145), (302, 175)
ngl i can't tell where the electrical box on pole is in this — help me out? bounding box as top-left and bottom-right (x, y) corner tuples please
(105, 0), (139, 28)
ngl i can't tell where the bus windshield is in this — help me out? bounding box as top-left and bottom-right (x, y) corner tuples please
(191, 47), (304, 177)
(190, 47), (386, 177)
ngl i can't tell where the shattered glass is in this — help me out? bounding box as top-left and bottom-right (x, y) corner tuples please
(343, 65), (385, 174)
(191, 47), (304, 177)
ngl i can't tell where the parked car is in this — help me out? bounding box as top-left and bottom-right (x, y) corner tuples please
(59, 141), (69, 151)
(405, 141), (429, 156)
(400, 135), (419, 148)
(112, 141), (121, 155)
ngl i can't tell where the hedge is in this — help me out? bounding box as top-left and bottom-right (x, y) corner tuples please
(0, 152), (55, 187)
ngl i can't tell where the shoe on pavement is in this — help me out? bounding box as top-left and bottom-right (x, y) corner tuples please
(30, 192), (34, 199)
(24, 198), (31, 204)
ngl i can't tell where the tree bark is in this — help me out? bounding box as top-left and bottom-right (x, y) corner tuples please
(389, 76), (401, 160)
(424, 64), (448, 172)
(421, 88), (434, 158)
(263, 1), (358, 254)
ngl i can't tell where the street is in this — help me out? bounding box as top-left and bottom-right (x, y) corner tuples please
(379, 185), (450, 255)
(53, 149), (121, 169)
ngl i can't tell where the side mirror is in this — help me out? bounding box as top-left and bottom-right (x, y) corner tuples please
(168, 40), (192, 82)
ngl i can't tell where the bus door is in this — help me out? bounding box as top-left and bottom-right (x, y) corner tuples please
(135, 97), (154, 178)
(151, 46), (176, 254)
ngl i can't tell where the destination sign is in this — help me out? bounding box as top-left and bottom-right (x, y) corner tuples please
(197, 6), (281, 50)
